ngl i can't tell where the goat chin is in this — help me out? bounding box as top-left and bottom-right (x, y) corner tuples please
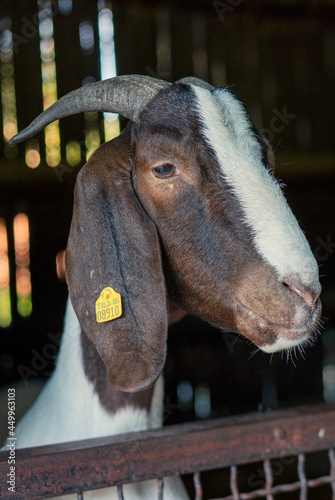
(261, 334), (312, 353)
(235, 299), (322, 353)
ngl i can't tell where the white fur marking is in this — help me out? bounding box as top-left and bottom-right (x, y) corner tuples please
(7, 300), (189, 498)
(192, 86), (319, 288)
(261, 333), (310, 353)
(13, 299), (150, 448)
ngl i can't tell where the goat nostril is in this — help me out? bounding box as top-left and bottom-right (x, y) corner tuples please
(283, 281), (320, 308)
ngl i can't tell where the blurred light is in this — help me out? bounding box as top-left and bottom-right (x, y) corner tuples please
(58, 0), (73, 15)
(98, 4), (120, 141)
(13, 214), (32, 318)
(66, 140), (81, 166)
(0, 19), (18, 157)
(13, 214), (29, 239)
(82, 75), (96, 86)
(0, 218), (12, 327)
(3, 118), (17, 142)
(177, 380), (193, 411)
(155, 8), (171, 79)
(39, 17), (53, 39)
(103, 118), (120, 142)
(323, 364), (335, 403)
(98, 0), (111, 10)
(38, 1), (61, 167)
(25, 142), (41, 169)
(84, 112), (100, 160)
(13, 214), (30, 266)
(194, 384), (211, 419)
(0, 219), (8, 255)
(322, 329), (335, 403)
(17, 297), (33, 318)
(295, 118), (312, 150)
(0, 254), (10, 288)
(56, 249), (66, 281)
(192, 15), (208, 81)
(16, 268), (32, 297)
(79, 21), (95, 54)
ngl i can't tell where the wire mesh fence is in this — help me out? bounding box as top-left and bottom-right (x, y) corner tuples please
(209, 449), (335, 499)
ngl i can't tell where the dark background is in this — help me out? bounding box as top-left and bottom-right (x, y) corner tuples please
(0, 0), (335, 497)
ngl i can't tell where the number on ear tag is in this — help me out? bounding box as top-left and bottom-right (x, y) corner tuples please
(95, 287), (122, 323)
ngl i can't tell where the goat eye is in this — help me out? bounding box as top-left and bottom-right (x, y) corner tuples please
(152, 163), (176, 179)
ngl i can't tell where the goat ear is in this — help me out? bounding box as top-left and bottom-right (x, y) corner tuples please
(257, 130), (276, 174)
(65, 130), (167, 392)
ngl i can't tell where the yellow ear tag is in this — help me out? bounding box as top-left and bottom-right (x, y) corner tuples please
(95, 287), (122, 323)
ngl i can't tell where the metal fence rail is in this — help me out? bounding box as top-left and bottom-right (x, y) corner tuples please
(0, 404), (335, 499)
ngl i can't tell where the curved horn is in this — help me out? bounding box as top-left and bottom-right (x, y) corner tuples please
(9, 75), (170, 145)
(177, 77), (215, 91)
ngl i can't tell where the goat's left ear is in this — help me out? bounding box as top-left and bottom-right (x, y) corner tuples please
(65, 129), (167, 392)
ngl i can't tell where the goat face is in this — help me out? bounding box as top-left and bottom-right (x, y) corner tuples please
(10, 76), (321, 392)
(132, 83), (321, 353)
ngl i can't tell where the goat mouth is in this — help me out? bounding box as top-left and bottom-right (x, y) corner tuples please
(236, 300), (322, 353)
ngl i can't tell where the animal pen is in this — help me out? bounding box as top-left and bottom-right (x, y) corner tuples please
(0, 404), (335, 498)
(1, 0), (335, 499)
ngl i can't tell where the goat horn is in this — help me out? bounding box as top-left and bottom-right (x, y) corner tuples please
(177, 77), (215, 91)
(9, 75), (170, 145)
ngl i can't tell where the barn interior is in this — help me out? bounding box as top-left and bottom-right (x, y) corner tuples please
(0, 1), (335, 498)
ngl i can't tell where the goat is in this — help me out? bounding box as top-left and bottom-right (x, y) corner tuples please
(5, 75), (321, 499)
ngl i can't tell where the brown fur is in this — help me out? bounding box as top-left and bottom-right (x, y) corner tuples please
(65, 83), (321, 398)
(66, 129), (168, 393)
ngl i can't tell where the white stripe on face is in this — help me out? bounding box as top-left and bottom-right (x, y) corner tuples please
(191, 85), (319, 288)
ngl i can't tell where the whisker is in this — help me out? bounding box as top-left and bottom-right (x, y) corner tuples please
(285, 348), (290, 364)
(290, 349), (296, 367)
(320, 315), (328, 325)
(233, 334), (242, 346)
(298, 344), (306, 360)
(248, 348), (260, 360)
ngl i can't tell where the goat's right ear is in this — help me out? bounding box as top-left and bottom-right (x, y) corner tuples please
(65, 130), (168, 392)
(257, 130), (276, 174)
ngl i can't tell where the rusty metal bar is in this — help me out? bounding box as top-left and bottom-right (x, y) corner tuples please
(297, 454), (307, 500)
(263, 459), (274, 500)
(157, 478), (164, 500)
(0, 405), (334, 499)
(117, 484), (124, 500)
(329, 448), (335, 500)
(193, 471), (203, 500)
(230, 465), (240, 500)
